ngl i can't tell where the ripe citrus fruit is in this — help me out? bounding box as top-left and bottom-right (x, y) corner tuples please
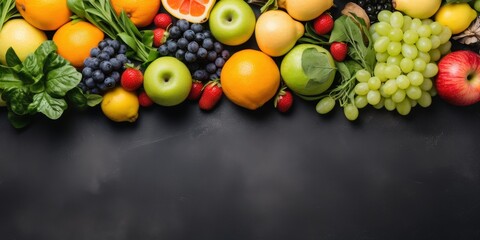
(220, 49), (281, 110)
(15, 0), (72, 31)
(101, 87), (139, 122)
(161, 0), (216, 23)
(0, 19), (47, 64)
(111, 0), (161, 27)
(434, 3), (477, 34)
(52, 21), (104, 68)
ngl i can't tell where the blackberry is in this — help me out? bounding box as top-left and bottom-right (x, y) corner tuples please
(355, 0), (393, 23)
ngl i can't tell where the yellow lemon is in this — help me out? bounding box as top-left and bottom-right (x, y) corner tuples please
(101, 87), (139, 122)
(0, 19), (47, 64)
(435, 3), (477, 34)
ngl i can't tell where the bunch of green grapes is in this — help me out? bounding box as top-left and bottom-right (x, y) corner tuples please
(352, 10), (452, 118)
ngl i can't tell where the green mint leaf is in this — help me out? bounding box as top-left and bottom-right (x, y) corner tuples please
(28, 92), (67, 120)
(86, 93), (103, 107)
(301, 48), (336, 88)
(329, 16), (348, 43)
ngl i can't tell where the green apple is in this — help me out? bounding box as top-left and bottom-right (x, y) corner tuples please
(281, 44), (337, 99)
(144, 57), (192, 106)
(208, 0), (256, 46)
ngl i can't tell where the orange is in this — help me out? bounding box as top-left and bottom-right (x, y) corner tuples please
(15, 0), (72, 31)
(162, 0), (216, 23)
(52, 21), (104, 68)
(220, 49), (281, 110)
(111, 0), (161, 27)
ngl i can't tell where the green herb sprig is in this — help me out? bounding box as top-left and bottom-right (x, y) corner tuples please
(0, 0), (21, 31)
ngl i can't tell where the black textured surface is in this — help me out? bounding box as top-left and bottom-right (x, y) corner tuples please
(2, 2), (480, 240)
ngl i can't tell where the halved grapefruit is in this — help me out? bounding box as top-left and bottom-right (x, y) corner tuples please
(161, 0), (216, 23)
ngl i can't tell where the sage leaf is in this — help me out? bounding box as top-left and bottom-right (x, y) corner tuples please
(301, 48), (336, 88)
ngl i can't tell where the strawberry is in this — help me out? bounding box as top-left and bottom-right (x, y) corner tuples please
(154, 13), (172, 29)
(330, 42), (348, 62)
(274, 87), (293, 113)
(138, 91), (154, 107)
(313, 12), (334, 35)
(188, 80), (204, 101)
(199, 80), (222, 111)
(120, 64), (144, 91)
(152, 28), (168, 48)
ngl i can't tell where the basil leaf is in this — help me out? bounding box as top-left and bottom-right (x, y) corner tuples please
(0, 65), (22, 89)
(45, 57), (82, 97)
(7, 110), (32, 129)
(301, 48), (336, 88)
(5, 47), (21, 67)
(2, 87), (32, 115)
(28, 92), (67, 120)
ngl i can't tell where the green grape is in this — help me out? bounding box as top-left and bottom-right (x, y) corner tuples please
(387, 41), (402, 56)
(421, 18), (433, 25)
(375, 21), (392, 36)
(367, 90), (381, 105)
(410, 18), (423, 30)
(430, 35), (441, 49)
(355, 95), (368, 109)
(410, 99), (418, 107)
(403, 29), (419, 45)
(373, 98), (385, 109)
(417, 25), (432, 38)
(423, 63), (439, 78)
(430, 22), (443, 35)
(420, 78), (433, 91)
(316, 96), (336, 114)
(369, 23), (377, 35)
(417, 51), (431, 63)
(416, 37), (432, 53)
(374, 63), (388, 81)
(376, 52), (389, 62)
(372, 32), (381, 41)
(413, 58), (427, 72)
(417, 91), (432, 107)
(368, 76), (382, 90)
(344, 104), (359, 121)
(389, 28), (404, 42)
(429, 49), (441, 62)
(383, 79), (398, 95)
(355, 69), (371, 82)
(438, 41), (452, 56)
(406, 85), (422, 100)
(402, 15), (412, 32)
(396, 99), (411, 115)
(402, 43), (418, 59)
(396, 74), (411, 89)
(390, 11), (404, 28)
(438, 26), (452, 44)
(385, 64), (402, 79)
(400, 57), (414, 73)
(378, 10), (393, 22)
(407, 71), (424, 86)
(391, 89), (406, 103)
(387, 55), (402, 66)
(374, 36), (390, 53)
(429, 87), (437, 97)
(380, 85), (390, 98)
(354, 82), (370, 95)
(384, 98), (396, 111)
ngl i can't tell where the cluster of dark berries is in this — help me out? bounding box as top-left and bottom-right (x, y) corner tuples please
(356, 0), (393, 23)
(78, 38), (132, 94)
(158, 19), (231, 82)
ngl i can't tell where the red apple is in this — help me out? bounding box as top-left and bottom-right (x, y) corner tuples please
(436, 50), (480, 106)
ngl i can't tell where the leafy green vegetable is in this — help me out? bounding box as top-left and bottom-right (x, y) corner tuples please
(0, 41), (101, 128)
(301, 48), (336, 88)
(67, 0), (158, 66)
(247, 0), (278, 12)
(325, 60), (363, 107)
(0, 0), (20, 31)
(298, 22), (330, 45)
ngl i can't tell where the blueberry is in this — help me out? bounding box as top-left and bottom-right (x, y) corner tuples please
(97, 83), (109, 92)
(98, 52), (110, 61)
(77, 82), (87, 92)
(197, 47), (208, 59)
(100, 61), (113, 74)
(84, 57), (99, 68)
(109, 39), (120, 51)
(209, 73), (219, 80)
(90, 47), (101, 57)
(116, 54), (128, 64)
(195, 33), (205, 43)
(192, 69), (208, 81)
(175, 49), (186, 60)
(213, 42), (223, 53)
(103, 46), (115, 57)
(167, 40), (178, 53)
(184, 52), (197, 63)
(98, 40), (108, 49)
(216, 67), (222, 77)
(187, 62), (200, 72)
(207, 51), (217, 62)
(104, 77), (116, 89)
(221, 50), (230, 60)
(183, 29), (195, 41)
(190, 23), (204, 33)
(84, 77), (96, 88)
(92, 70), (105, 83)
(215, 57), (225, 68)
(187, 41), (199, 53)
(90, 88), (101, 94)
(203, 30), (212, 39)
(82, 67), (93, 78)
(158, 44), (169, 56)
(110, 71), (121, 83)
(176, 19), (190, 32)
(177, 38), (189, 49)
(118, 44), (128, 54)
(202, 38), (214, 50)
(109, 58), (122, 70)
(206, 62), (217, 73)
(169, 26), (182, 39)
